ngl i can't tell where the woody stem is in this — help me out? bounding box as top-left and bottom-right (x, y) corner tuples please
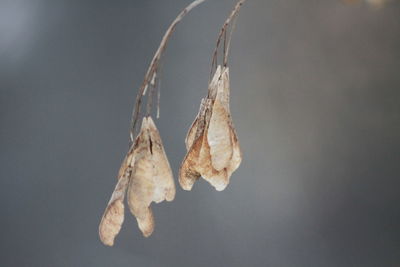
(130, 0), (209, 143)
(211, 0), (247, 80)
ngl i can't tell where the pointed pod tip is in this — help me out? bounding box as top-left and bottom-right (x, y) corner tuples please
(101, 239), (114, 246)
(146, 115), (156, 126)
(142, 230), (153, 238)
(98, 199), (125, 247)
(165, 188), (176, 201)
(179, 182), (192, 191)
(179, 179), (195, 191)
(136, 208), (155, 238)
(215, 184), (228, 191)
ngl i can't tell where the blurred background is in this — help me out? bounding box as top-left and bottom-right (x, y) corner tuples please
(1, 0), (399, 266)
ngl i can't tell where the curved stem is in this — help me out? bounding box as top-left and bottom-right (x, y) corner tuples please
(211, 0), (247, 80)
(130, 0), (209, 142)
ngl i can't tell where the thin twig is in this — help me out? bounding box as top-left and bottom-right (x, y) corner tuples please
(210, 0), (247, 80)
(129, 0), (209, 143)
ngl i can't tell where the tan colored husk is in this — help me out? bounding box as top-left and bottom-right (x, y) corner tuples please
(98, 172), (130, 246)
(99, 116), (175, 245)
(179, 65), (242, 191)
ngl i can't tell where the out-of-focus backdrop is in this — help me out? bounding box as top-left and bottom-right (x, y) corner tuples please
(1, 0), (399, 266)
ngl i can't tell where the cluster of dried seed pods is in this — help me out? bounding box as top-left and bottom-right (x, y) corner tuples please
(99, 65), (242, 246)
(99, 0), (246, 246)
(99, 117), (175, 246)
(179, 66), (242, 191)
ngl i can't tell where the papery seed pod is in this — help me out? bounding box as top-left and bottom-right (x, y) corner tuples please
(207, 99), (233, 171)
(127, 118), (155, 237)
(184, 66), (222, 151)
(207, 67), (234, 171)
(198, 129), (229, 191)
(179, 65), (242, 191)
(127, 116), (175, 237)
(99, 163), (132, 246)
(207, 65), (222, 100)
(179, 136), (202, 191)
(180, 100), (207, 190)
(185, 99), (204, 151)
(117, 147), (135, 180)
(208, 67), (240, 172)
(147, 117), (176, 202)
(99, 116), (175, 244)
(227, 125), (242, 176)
(99, 144), (136, 246)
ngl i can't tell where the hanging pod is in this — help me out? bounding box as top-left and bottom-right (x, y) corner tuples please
(99, 116), (175, 246)
(180, 65), (242, 191)
(99, 0), (246, 246)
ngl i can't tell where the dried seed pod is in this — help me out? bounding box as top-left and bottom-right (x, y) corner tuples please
(207, 100), (233, 171)
(127, 116), (175, 237)
(207, 65), (222, 100)
(180, 65), (242, 191)
(117, 147), (135, 180)
(179, 136), (202, 191)
(99, 162), (132, 246)
(184, 66), (222, 151)
(227, 125), (242, 176)
(127, 119), (155, 237)
(99, 116), (175, 244)
(198, 129), (229, 191)
(147, 117), (176, 202)
(208, 66), (235, 171)
(185, 99), (205, 151)
(180, 99), (212, 190)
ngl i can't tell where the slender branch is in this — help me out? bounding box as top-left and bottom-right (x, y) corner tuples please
(211, 0), (247, 80)
(130, 0), (209, 142)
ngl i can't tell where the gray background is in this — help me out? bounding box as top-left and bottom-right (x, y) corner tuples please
(1, 0), (399, 266)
